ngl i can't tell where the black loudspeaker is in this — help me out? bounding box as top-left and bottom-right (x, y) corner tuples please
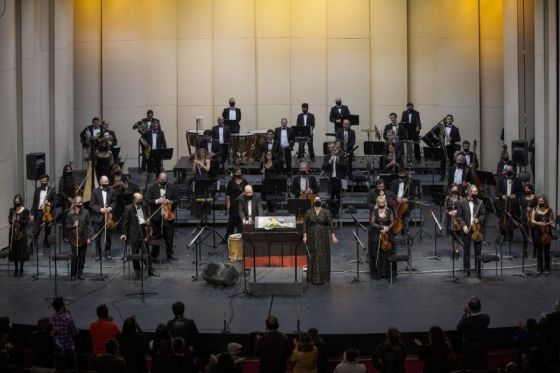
(26, 153), (46, 181)
(511, 140), (528, 166)
(202, 262), (239, 287)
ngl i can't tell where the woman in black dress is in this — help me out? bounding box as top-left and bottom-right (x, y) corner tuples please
(225, 167), (249, 239)
(303, 196), (338, 284)
(445, 184), (461, 259)
(530, 195), (554, 274)
(119, 316), (148, 373)
(262, 150), (282, 211)
(369, 195), (394, 280)
(8, 194), (30, 277)
(94, 139), (114, 181)
(58, 164), (77, 212)
(382, 142), (402, 174)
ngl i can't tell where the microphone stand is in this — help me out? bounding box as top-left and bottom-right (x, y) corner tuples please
(32, 222), (46, 281)
(349, 214), (366, 283)
(426, 210), (443, 261)
(443, 230), (462, 283)
(188, 226), (205, 281)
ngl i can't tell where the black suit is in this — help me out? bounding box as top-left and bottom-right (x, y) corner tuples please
(456, 197), (486, 274)
(144, 182), (179, 260)
(447, 165), (472, 188)
(260, 140), (282, 162)
(142, 130), (167, 174)
(336, 128), (356, 173)
(222, 107), (241, 133)
(79, 125), (103, 148)
(329, 105), (350, 131)
(211, 124), (231, 164)
(458, 150), (478, 169)
(457, 312), (490, 370)
(89, 187), (117, 257)
(121, 203), (153, 272)
(383, 123), (399, 140)
(30, 185), (57, 249)
(238, 194), (264, 221)
(440, 125), (461, 177)
(539, 310), (560, 364)
(496, 159), (516, 175)
(496, 176), (522, 198)
(322, 153), (347, 201)
(167, 317), (200, 352)
(296, 112), (316, 159)
(400, 109), (422, 160)
(198, 139), (221, 158)
(291, 175), (319, 197)
(274, 127), (295, 175)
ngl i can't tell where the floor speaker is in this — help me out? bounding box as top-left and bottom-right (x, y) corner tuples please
(26, 153), (46, 181)
(202, 262), (239, 287)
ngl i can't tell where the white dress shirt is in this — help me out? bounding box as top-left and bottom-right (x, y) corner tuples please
(397, 181), (405, 198)
(507, 179), (512, 196)
(39, 188), (48, 209)
(229, 108), (237, 120)
(218, 127), (224, 144)
(453, 167), (463, 185)
(247, 200), (252, 217)
(280, 128), (289, 148)
(136, 205), (146, 225)
(151, 132), (158, 149)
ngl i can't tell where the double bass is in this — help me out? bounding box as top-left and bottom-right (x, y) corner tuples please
(391, 182), (410, 234)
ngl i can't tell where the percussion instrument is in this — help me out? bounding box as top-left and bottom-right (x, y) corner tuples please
(185, 130), (204, 155)
(228, 233), (243, 262)
(249, 129), (268, 162)
(231, 133), (256, 164)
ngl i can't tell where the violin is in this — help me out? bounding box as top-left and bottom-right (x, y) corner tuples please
(104, 205), (116, 230)
(380, 231), (393, 251)
(143, 223), (153, 242)
(470, 201), (484, 242)
(297, 177), (315, 221)
(163, 201), (175, 221)
(42, 201), (54, 224)
(11, 212), (23, 241)
(540, 224), (552, 244)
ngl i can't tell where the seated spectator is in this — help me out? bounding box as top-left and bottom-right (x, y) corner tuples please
(513, 318), (543, 365)
(333, 348), (366, 373)
(150, 323), (173, 373)
(539, 300), (560, 365)
(227, 342), (245, 373)
(308, 328), (328, 373)
(527, 346), (549, 373)
(0, 350), (15, 373)
(93, 339), (126, 373)
(119, 317), (147, 373)
(0, 317), (11, 350)
(30, 317), (60, 372)
(504, 361), (521, 373)
(415, 325), (454, 372)
(50, 297), (79, 372)
(166, 301), (199, 353)
(456, 296), (490, 370)
(291, 332), (318, 373)
(372, 327), (406, 373)
(90, 304), (120, 355)
(160, 337), (197, 373)
(255, 315), (292, 373)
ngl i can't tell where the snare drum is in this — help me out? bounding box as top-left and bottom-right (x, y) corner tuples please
(249, 129), (268, 161)
(228, 233), (243, 262)
(186, 130), (204, 155)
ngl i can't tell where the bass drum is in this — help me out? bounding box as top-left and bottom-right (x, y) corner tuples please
(249, 129), (268, 162)
(186, 130), (204, 155)
(228, 233), (243, 262)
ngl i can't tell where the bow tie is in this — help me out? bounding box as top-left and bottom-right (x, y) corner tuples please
(101, 188), (108, 192)
(230, 108), (235, 110)
(446, 125), (452, 128)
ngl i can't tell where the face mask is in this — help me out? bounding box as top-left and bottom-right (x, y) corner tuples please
(525, 190), (532, 195)
(230, 102), (235, 107)
(302, 109), (308, 114)
(506, 172), (514, 177)
(14, 200), (22, 206)
(313, 201), (321, 207)
(41, 182), (48, 188)
(235, 174), (242, 179)
(336, 101), (341, 106)
(245, 195), (252, 200)
(539, 202), (545, 207)
(65, 170), (72, 175)
(159, 181), (167, 187)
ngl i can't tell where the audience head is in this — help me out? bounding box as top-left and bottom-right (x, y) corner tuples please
(172, 337), (185, 354)
(172, 301), (185, 317)
(386, 327), (402, 345)
(428, 325), (447, 345)
(504, 361), (520, 373)
(296, 332), (314, 352)
(307, 327), (323, 344)
(265, 315), (279, 331)
(105, 339), (119, 355)
(37, 317), (52, 333)
(96, 304), (109, 320)
(468, 296), (482, 313)
(122, 316), (139, 338)
(52, 297), (65, 313)
(345, 348), (359, 363)
(227, 342), (242, 357)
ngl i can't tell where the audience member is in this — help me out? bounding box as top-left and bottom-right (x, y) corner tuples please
(30, 317), (60, 373)
(527, 346), (549, 372)
(291, 332), (318, 373)
(93, 339), (126, 373)
(255, 315), (292, 373)
(308, 327), (328, 373)
(456, 296), (490, 370)
(167, 301), (200, 353)
(504, 361), (520, 373)
(118, 316), (147, 373)
(513, 318), (543, 365)
(150, 323), (173, 373)
(333, 348), (366, 373)
(227, 342), (245, 373)
(415, 325), (454, 373)
(159, 337), (197, 373)
(0, 350), (15, 373)
(372, 327), (406, 373)
(539, 300), (560, 365)
(0, 317), (11, 350)
(50, 297), (78, 373)
(90, 304), (120, 355)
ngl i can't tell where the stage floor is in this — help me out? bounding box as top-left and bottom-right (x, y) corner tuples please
(1, 216), (558, 337)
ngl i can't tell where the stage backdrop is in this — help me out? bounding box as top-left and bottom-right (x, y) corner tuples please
(74, 0), (504, 171)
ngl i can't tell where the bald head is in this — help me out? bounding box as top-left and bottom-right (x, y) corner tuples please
(133, 192), (143, 204)
(99, 176), (109, 187)
(243, 185), (253, 197)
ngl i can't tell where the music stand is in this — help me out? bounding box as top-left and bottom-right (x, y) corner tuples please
(364, 141), (385, 156)
(194, 178), (222, 252)
(476, 170), (496, 196)
(262, 177), (287, 212)
(150, 148), (174, 173)
(423, 147), (444, 183)
(287, 199), (311, 218)
(347, 114), (360, 126)
(397, 122), (409, 141)
(293, 126), (312, 161)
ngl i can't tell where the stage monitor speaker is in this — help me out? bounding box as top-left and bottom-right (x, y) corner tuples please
(202, 262), (239, 287)
(26, 152), (46, 181)
(511, 140), (528, 166)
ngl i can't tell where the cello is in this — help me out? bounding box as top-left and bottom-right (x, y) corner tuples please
(391, 182), (409, 234)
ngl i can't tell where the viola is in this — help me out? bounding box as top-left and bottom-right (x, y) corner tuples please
(11, 212), (23, 241)
(42, 202), (54, 224)
(470, 200), (484, 242)
(163, 202), (175, 221)
(391, 183), (410, 234)
(380, 231), (393, 251)
(540, 224), (552, 244)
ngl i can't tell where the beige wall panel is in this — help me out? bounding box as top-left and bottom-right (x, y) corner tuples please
(438, 0), (478, 38)
(73, 42), (100, 110)
(55, 0), (73, 49)
(502, 0), (518, 148)
(143, 0), (177, 39)
(102, 0), (142, 41)
(177, 0), (213, 38)
(480, 40), (504, 109)
(327, 39), (370, 107)
(255, 0), (290, 37)
(449, 107), (479, 142)
(370, 0), (407, 38)
(370, 37), (407, 108)
(213, 38), (256, 107)
(102, 41), (144, 108)
(291, 0), (327, 38)
(408, 0), (438, 38)
(256, 106), (291, 130)
(327, 0), (369, 39)
(178, 105), (215, 157)
(291, 38), (327, 107)
(256, 38), (290, 105)
(213, 0), (255, 39)
(480, 0), (503, 40)
(143, 40), (177, 106)
(0, 71), (17, 161)
(480, 108), (503, 170)
(178, 39), (213, 106)
(408, 38), (438, 110)
(73, 0), (101, 42)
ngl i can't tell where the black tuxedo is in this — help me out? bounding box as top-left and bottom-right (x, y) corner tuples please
(456, 197), (486, 274)
(457, 312), (490, 370)
(90, 187), (117, 256)
(274, 127), (295, 175)
(222, 107), (241, 133)
(260, 140), (282, 161)
(400, 109), (422, 160)
(144, 182), (179, 260)
(335, 128), (356, 152)
(296, 112), (316, 158)
(198, 139), (221, 158)
(383, 122), (399, 140)
(238, 194), (264, 221)
(458, 150), (478, 169)
(211, 124), (231, 163)
(291, 175), (319, 197)
(329, 105), (351, 131)
(496, 176), (522, 198)
(121, 203), (153, 272)
(390, 178), (414, 199)
(447, 165), (472, 188)
(440, 125), (461, 177)
(496, 159), (516, 175)
(80, 125), (103, 148)
(142, 130), (167, 174)
(31, 185), (57, 249)
(322, 153), (348, 201)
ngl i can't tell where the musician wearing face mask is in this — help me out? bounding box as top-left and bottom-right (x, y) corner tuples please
(142, 120), (167, 175)
(90, 176), (116, 261)
(222, 98), (241, 134)
(530, 195), (554, 274)
(64, 196), (92, 281)
(368, 196), (395, 280)
(291, 162), (318, 197)
(520, 183), (538, 258)
(496, 145), (516, 176)
(120, 193), (159, 277)
(329, 97), (351, 132)
(58, 164), (78, 213)
(445, 184), (462, 259)
(303, 196), (338, 285)
(447, 154), (472, 190)
(458, 141), (478, 169)
(238, 185), (264, 225)
(30, 174), (57, 253)
(496, 165), (522, 241)
(9, 194), (30, 277)
(274, 118), (296, 176)
(145, 172), (178, 262)
(225, 167), (249, 240)
(336, 119), (356, 172)
(439, 114), (461, 181)
(455, 185), (486, 277)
